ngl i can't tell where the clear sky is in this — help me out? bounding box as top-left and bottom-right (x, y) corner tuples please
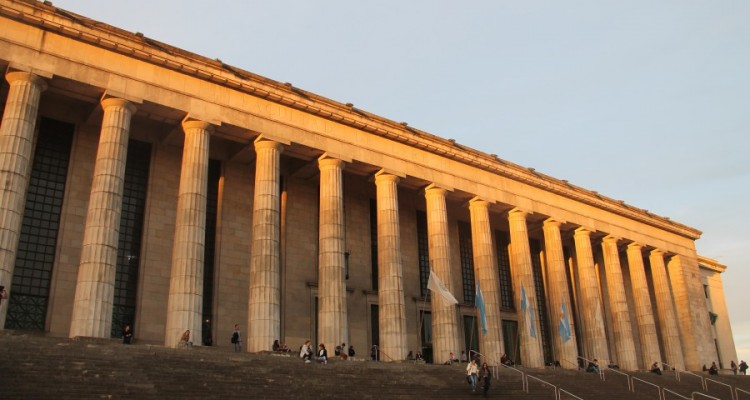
(53, 0), (750, 364)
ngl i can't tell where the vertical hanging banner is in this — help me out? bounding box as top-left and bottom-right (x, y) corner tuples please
(559, 300), (572, 343)
(521, 286), (536, 338)
(475, 282), (487, 335)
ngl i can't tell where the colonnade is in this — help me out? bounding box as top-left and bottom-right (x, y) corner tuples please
(0, 71), (713, 370)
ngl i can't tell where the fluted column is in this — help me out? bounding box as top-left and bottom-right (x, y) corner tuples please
(164, 120), (212, 347)
(0, 72), (47, 326)
(667, 254), (713, 370)
(69, 98), (136, 338)
(375, 171), (407, 361)
(573, 228), (609, 362)
(247, 139), (284, 352)
(318, 156), (347, 349)
(542, 219), (578, 369)
(601, 236), (637, 370)
(424, 184), (460, 365)
(507, 209), (543, 368)
(468, 198), (503, 362)
(626, 243), (662, 369)
(649, 250), (684, 369)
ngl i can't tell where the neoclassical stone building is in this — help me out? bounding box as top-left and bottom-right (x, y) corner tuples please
(0, 0), (737, 370)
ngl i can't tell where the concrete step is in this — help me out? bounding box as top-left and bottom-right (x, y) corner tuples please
(2, 331), (747, 400)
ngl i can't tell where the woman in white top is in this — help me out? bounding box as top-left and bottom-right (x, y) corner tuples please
(466, 359), (479, 392)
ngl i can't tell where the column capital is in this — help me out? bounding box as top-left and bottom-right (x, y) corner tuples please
(374, 170), (400, 185)
(508, 207), (529, 219)
(182, 119), (215, 132)
(543, 218), (562, 228)
(318, 156), (345, 169)
(602, 235), (620, 244)
(468, 197), (490, 210)
(101, 97), (137, 114)
(627, 242), (643, 250)
(650, 248), (665, 257)
(253, 137), (285, 153)
(574, 226), (592, 237)
(424, 183), (450, 196)
(6, 71), (48, 91)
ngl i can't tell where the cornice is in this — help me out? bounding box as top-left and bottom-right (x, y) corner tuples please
(698, 255), (727, 273)
(1, 0), (702, 240)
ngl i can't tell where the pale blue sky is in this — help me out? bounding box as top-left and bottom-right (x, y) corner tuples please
(55, 0), (750, 363)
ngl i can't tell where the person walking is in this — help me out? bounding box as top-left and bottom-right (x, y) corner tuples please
(739, 360), (748, 375)
(480, 362), (492, 397)
(231, 324), (242, 352)
(466, 359), (479, 392)
(731, 360), (738, 375)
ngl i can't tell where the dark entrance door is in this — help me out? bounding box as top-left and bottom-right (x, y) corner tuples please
(463, 315), (479, 360)
(420, 310), (433, 363)
(502, 319), (520, 365)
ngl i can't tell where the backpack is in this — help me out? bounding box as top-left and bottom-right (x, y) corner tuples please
(231, 332), (239, 344)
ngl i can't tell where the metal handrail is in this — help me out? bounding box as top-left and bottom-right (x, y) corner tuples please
(632, 376), (663, 400)
(559, 388), (584, 400)
(604, 366), (633, 391)
(661, 362), (707, 391)
(500, 362), (527, 392)
(692, 392), (721, 400)
(663, 387), (689, 400)
(577, 355), (605, 381)
(679, 370), (707, 391)
(736, 387), (750, 399)
(705, 378), (735, 400)
(561, 358), (581, 371)
(371, 345), (396, 362)
(662, 362), (681, 380)
(526, 374), (557, 400)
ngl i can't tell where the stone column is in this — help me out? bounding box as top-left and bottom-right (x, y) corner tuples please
(542, 219), (578, 369)
(468, 198), (503, 362)
(424, 184), (460, 365)
(69, 98), (136, 338)
(164, 120), (212, 347)
(247, 139), (284, 352)
(0, 72), (46, 326)
(667, 254), (715, 370)
(601, 236), (637, 370)
(649, 250), (684, 370)
(573, 228), (609, 362)
(626, 243), (662, 369)
(318, 156), (347, 349)
(375, 171), (407, 361)
(507, 209), (543, 368)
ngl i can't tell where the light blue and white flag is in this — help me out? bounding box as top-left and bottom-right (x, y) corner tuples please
(521, 286), (536, 338)
(559, 300), (572, 343)
(475, 282), (488, 335)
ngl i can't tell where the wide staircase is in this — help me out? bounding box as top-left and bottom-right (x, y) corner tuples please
(2, 331), (748, 399)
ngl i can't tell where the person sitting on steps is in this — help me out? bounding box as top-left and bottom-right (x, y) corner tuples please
(708, 362), (719, 375)
(300, 340), (313, 363)
(500, 353), (513, 366)
(650, 362), (662, 375)
(178, 329), (193, 349)
(316, 343), (328, 364)
(586, 359), (600, 374)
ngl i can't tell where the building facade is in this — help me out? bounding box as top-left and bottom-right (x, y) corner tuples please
(0, 0), (736, 370)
